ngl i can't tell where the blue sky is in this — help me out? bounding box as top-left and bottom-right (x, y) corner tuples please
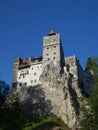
(0, 0), (98, 86)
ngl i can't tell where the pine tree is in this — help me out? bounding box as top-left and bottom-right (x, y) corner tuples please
(81, 57), (98, 129)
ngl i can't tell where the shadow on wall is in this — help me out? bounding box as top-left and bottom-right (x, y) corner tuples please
(6, 83), (53, 118)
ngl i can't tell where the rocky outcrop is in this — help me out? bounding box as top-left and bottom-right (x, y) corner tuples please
(39, 63), (83, 128)
(6, 85), (52, 117)
(6, 63), (86, 128)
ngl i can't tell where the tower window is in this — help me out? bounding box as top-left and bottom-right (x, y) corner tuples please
(53, 57), (55, 59)
(31, 80), (33, 83)
(53, 52), (56, 55)
(25, 82), (27, 85)
(54, 46), (56, 48)
(34, 72), (36, 75)
(48, 58), (50, 60)
(47, 47), (49, 49)
(46, 54), (49, 56)
(20, 83), (22, 86)
(34, 80), (36, 83)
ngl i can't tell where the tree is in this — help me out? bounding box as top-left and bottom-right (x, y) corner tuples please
(0, 80), (10, 106)
(81, 57), (98, 129)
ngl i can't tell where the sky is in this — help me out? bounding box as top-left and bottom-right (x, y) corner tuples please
(0, 0), (98, 86)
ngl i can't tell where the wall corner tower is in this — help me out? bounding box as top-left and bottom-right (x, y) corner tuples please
(12, 57), (22, 88)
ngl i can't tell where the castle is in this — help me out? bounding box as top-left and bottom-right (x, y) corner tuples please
(12, 30), (91, 94)
(10, 30), (93, 128)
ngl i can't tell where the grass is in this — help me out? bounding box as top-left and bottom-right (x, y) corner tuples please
(0, 108), (71, 130)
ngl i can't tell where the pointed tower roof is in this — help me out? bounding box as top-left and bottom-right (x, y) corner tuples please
(48, 29), (56, 36)
(15, 57), (22, 63)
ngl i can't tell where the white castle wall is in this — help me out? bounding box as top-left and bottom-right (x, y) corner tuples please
(30, 61), (42, 86)
(18, 68), (30, 87)
(65, 56), (78, 78)
(17, 61), (42, 87)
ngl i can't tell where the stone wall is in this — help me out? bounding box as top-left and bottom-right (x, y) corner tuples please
(65, 56), (93, 95)
(43, 33), (62, 66)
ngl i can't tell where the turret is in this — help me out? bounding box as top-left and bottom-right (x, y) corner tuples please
(43, 30), (65, 66)
(12, 57), (22, 88)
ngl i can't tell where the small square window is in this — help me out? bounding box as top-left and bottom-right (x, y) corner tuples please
(34, 72), (36, 75)
(48, 58), (50, 60)
(53, 57), (55, 59)
(31, 80), (33, 83)
(47, 47), (49, 49)
(34, 80), (36, 83)
(25, 82), (27, 85)
(20, 83), (22, 86)
(54, 46), (56, 48)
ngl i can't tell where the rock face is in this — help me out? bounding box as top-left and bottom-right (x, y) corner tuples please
(39, 63), (82, 128)
(6, 63), (89, 128)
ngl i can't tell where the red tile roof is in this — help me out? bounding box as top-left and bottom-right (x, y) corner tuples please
(17, 56), (42, 69)
(15, 57), (22, 63)
(48, 29), (56, 36)
(19, 59), (30, 69)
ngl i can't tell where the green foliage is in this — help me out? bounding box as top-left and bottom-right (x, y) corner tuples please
(0, 108), (70, 130)
(86, 57), (98, 83)
(81, 57), (98, 130)
(0, 81), (10, 107)
(80, 106), (95, 130)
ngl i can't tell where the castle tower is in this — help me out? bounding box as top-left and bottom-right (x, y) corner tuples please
(43, 30), (65, 66)
(12, 57), (22, 88)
